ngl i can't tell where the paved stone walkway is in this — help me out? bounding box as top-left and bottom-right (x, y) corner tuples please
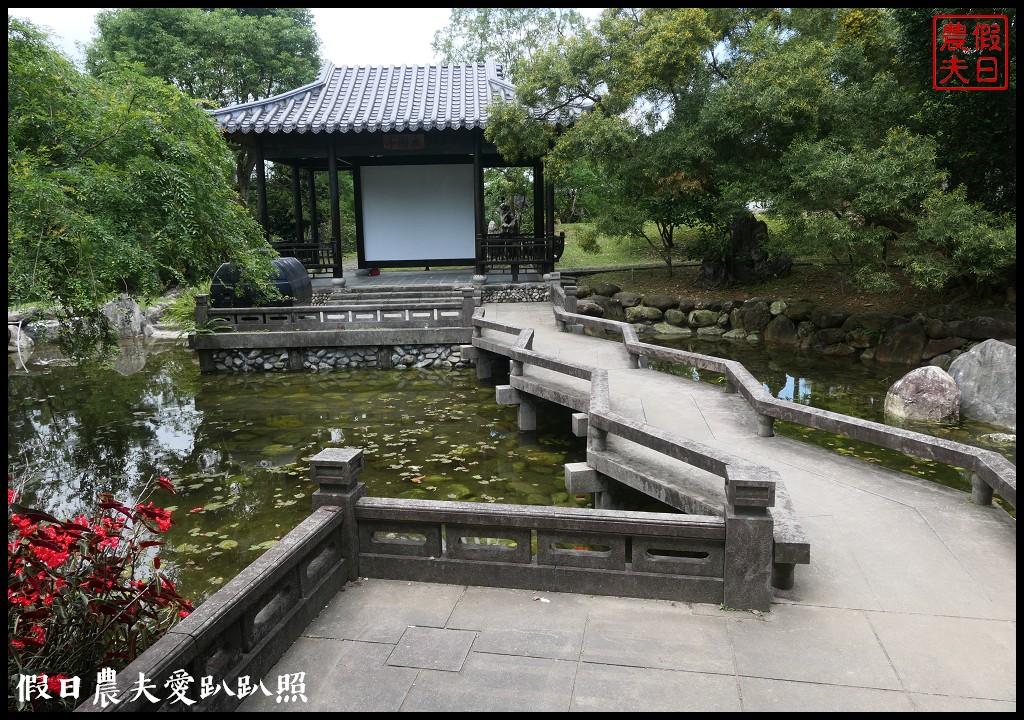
(241, 298), (1016, 712)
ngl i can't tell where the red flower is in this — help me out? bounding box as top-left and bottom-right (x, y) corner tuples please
(156, 475), (176, 494)
(46, 674), (70, 694)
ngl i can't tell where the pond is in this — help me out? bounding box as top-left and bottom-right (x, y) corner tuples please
(8, 333), (1015, 603)
(8, 341), (586, 603)
(648, 334), (1016, 498)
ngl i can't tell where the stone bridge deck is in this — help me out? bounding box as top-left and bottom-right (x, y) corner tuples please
(235, 301), (1015, 712)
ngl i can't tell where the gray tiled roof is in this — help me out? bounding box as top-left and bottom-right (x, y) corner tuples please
(210, 60), (517, 134)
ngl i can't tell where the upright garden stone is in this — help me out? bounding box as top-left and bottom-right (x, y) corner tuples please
(101, 294), (155, 339)
(948, 339), (1016, 432)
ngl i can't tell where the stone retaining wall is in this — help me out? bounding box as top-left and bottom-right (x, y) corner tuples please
(574, 282), (1015, 367)
(210, 344), (470, 373)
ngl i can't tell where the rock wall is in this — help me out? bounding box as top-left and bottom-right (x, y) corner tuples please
(574, 282), (1015, 367)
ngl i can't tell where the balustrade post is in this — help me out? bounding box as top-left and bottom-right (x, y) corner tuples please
(723, 467), (776, 611)
(311, 448), (366, 581)
(461, 287), (477, 326)
(195, 294), (210, 328)
(971, 472), (994, 506)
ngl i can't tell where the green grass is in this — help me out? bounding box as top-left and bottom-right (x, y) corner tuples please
(557, 223), (668, 268)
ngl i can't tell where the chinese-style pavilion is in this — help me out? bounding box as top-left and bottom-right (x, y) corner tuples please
(209, 60), (564, 280)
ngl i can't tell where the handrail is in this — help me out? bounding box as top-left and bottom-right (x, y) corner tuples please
(547, 296), (1016, 512)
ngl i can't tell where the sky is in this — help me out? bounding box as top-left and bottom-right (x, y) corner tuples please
(8, 8), (460, 67)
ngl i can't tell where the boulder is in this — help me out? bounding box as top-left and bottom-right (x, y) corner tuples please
(763, 315), (800, 346)
(9, 325), (34, 354)
(688, 309), (720, 328)
(809, 306), (849, 329)
(643, 294), (679, 312)
(741, 301), (772, 334)
(947, 316), (1015, 341)
(921, 337), (967, 361)
(783, 301), (817, 323)
(625, 306), (663, 323)
(663, 309), (687, 327)
(575, 300), (605, 318)
(948, 339), (1016, 432)
(587, 295), (625, 322)
(612, 291), (643, 308)
(874, 322), (927, 364)
(841, 312), (903, 334)
(101, 295), (154, 340)
(884, 366), (961, 423)
(588, 280), (622, 298)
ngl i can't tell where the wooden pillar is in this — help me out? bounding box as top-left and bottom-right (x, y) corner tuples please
(306, 168), (320, 245)
(532, 160), (544, 240)
(545, 180), (555, 236)
(291, 164), (304, 242)
(328, 137), (342, 278)
(254, 137), (269, 238)
(473, 130), (485, 275)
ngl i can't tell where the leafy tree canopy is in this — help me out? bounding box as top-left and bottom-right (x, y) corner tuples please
(490, 7), (1015, 291)
(85, 8), (321, 106)
(86, 8), (322, 201)
(432, 7), (587, 80)
(8, 16), (276, 324)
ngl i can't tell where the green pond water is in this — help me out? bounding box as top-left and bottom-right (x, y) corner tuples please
(8, 334), (1015, 603)
(8, 341), (586, 603)
(648, 334), (1015, 504)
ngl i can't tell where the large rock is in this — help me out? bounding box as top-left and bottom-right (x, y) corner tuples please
(643, 294), (679, 312)
(575, 300), (605, 318)
(588, 280), (622, 298)
(884, 366), (961, 423)
(688, 309), (720, 328)
(741, 301), (772, 334)
(763, 315), (800, 346)
(948, 339), (1016, 432)
(783, 301), (817, 323)
(874, 322), (927, 364)
(947, 316), (1015, 341)
(101, 295), (154, 340)
(809, 306), (849, 329)
(9, 325), (34, 354)
(625, 305), (663, 323)
(612, 291), (642, 308)
(695, 216), (792, 289)
(586, 295), (625, 322)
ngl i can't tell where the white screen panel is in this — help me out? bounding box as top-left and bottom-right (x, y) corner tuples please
(361, 164), (475, 262)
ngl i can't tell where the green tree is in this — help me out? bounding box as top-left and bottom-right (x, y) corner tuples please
(85, 8), (322, 202)
(8, 16), (276, 338)
(491, 8), (726, 276)
(493, 7), (1015, 292)
(432, 7), (587, 81)
(435, 7), (596, 230)
(891, 8), (1016, 215)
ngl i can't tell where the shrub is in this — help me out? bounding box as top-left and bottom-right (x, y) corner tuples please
(574, 224), (603, 254)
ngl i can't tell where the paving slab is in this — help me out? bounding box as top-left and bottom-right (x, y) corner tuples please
(303, 579), (464, 644)
(386, 626), (476, 672)
(399, 652), (577, 712)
